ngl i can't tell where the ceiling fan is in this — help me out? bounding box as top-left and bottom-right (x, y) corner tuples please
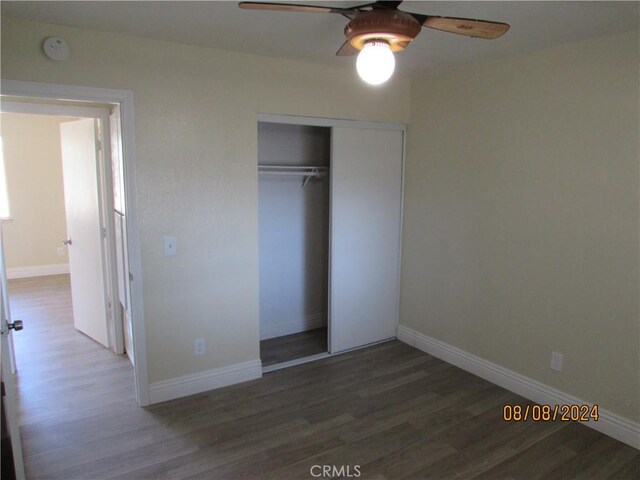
(239, 1), (510, 85)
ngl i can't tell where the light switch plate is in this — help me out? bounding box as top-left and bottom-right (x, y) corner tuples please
(163, 235), (177, 256)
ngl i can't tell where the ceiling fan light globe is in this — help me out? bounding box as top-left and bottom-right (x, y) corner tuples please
(356, 41), (395, 85)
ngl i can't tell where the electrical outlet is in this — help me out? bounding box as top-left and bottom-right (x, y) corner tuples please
(194, 338), (206, 356)
(57, 246), (64, 256)
(163, 235), (177, 256)
(550, 352), (564, 372)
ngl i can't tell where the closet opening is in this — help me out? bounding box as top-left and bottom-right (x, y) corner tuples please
(258, 121), (331, 370)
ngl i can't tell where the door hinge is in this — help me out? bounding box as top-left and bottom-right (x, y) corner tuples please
(102, 227), (107, 239)
(129, 272), (134, 282)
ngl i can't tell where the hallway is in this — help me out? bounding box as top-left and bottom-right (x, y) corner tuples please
(8, 275), (137, 477)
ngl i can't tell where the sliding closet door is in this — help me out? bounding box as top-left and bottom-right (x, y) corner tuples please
(330, 126), (403, 353)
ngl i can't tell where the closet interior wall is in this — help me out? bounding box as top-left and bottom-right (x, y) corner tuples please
(258, 122), (331, 343)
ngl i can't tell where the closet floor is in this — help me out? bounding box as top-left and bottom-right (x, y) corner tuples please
(260, 327), (328, 367)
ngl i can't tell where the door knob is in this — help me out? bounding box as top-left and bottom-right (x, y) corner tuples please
(7, 320), (23, 331)
(62, 238), (72, 246)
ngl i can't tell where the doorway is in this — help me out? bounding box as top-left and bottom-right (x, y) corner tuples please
(0, 100), (137, 478)
(0, 82), (149, 477)
(1, 107), (126, 352)
(0, 81), (148, 413)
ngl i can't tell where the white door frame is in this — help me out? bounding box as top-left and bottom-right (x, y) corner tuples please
(1, 80), (149, 406)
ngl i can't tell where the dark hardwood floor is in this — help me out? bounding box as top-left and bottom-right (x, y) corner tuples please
(9, 275), (640, 479)
(260, 327), (328, 367)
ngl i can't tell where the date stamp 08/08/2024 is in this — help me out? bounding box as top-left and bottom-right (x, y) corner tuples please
(503, 404), (599, 422)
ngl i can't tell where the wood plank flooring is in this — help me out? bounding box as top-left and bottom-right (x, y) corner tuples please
(9, 275), (640, 479)
(260, 327), (327, 367)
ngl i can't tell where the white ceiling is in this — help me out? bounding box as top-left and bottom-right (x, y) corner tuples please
(2, 1), (638, 76)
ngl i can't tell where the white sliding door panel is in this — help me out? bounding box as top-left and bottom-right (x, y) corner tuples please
(330, 127), (403, 352)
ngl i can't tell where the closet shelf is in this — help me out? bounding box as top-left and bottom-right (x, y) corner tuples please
(258, 165), (328, 189)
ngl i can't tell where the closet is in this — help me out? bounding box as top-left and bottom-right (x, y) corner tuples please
(258, 116), (404, 370)
(258, 122), (330, 367)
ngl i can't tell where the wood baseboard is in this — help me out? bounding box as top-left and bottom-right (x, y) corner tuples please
(148, 359), (262, 404)
(260, 313), (326, 340)
(397, 324), (640, 449)
(7, 263), (69, 279)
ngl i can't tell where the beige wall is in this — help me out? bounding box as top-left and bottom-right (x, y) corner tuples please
(0, 112), (69, 269)
(401, 30), (639, 422)
(0, 17), (411, 384)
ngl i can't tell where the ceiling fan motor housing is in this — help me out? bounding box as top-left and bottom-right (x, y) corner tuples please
(345, 10), (421, 52)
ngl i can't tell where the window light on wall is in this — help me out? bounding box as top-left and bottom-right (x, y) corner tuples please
(0, 138), (11, 220)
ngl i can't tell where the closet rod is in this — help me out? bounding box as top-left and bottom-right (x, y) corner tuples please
(258, 165), (328, 189)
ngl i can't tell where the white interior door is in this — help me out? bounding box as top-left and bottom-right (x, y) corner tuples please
(0, 227), (26, 480)
(60, 119), (109, 348)
(330, 126), (404, 353)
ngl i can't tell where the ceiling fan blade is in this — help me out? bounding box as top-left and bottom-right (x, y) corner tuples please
(336, 41), (359, 56)
(422, 16), (510, 39)
(239, 2), (349, 14)
(374, 1), (403, 9)
(356, 1), (403, 10)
